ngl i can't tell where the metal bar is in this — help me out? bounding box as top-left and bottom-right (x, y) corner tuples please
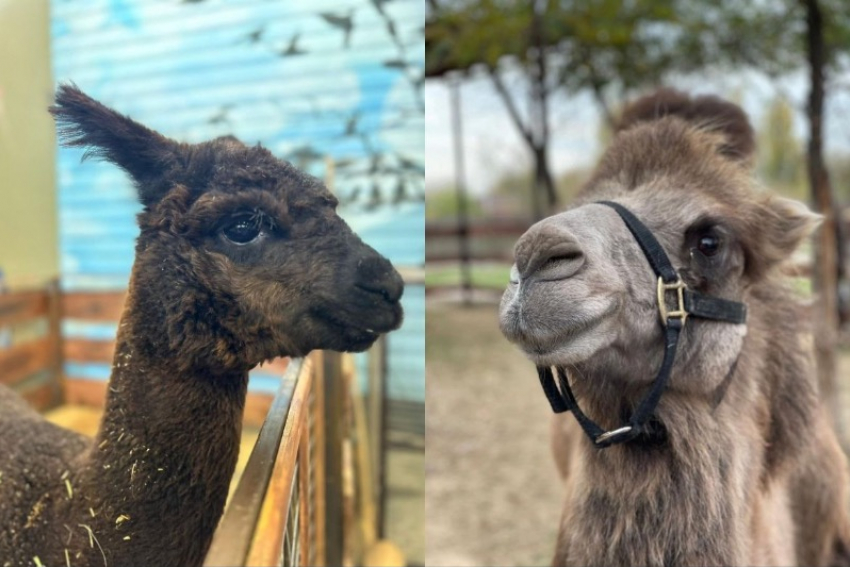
(373, 336), (389, 538)
(298, 419), (310, 566)
(312, 352), (327, 567)
(323, 352), (344, 567)
(203, 358), (304, 567)
(245, 358), (314, 566)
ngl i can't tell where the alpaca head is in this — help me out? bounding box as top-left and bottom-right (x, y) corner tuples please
(500, 90), (819, 396)
(51, 84), (404, 372)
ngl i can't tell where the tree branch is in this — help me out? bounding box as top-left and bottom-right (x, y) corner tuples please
(487, 67), (535, 147)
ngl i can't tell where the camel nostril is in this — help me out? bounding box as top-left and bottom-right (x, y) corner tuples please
(514, 221), (585, 281)
(542, 251), (583, 269)
(528, 244), (585, 282)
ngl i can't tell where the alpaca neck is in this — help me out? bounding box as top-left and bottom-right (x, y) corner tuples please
(70, 279), (249, 566)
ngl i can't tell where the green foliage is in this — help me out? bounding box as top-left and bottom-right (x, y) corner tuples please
(828, 153), (850, 203)
(426, 187), (484, 220)
(483, 166), (591, 218)
(555, 167), (592, 204)
(757, 96), (804, 193)
(428, 0), (850, 100)
(426, 263), (512, 289)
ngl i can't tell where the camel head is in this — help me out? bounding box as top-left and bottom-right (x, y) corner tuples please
(500, 89), (819, 397)
(51, 84), (403, 372)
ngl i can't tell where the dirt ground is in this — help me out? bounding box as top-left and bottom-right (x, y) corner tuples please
(385, 446), (425, 565)
(426, 301), (562, 567)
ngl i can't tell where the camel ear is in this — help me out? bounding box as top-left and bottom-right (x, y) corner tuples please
(50, 83), (183, 207)
(746, 196), (822, 280)
(618, 88), (756, 167)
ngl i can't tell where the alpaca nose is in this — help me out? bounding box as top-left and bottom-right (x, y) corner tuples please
(514, 221), (585, 282)
(356, 254), (404, 303)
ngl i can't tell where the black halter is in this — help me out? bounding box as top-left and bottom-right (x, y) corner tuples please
(536, 201), (747, 448)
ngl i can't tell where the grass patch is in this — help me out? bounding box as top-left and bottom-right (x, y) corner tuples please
(426, 263), (511, 290)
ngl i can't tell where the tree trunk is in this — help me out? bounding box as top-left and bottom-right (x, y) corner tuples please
(532, 144), (557, 217)
(802, 0), (843, 439)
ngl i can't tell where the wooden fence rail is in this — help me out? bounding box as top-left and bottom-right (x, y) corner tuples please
(0, 281), (62, 410)
(205, 355), (326, 567)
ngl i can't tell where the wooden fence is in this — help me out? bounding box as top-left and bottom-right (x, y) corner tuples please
(0, 282), (63, 410)
(425, 220), (528, 264)
(205, 355), (326, 567)
(426, 220), (811, 295)
(200, 349), (384, 567)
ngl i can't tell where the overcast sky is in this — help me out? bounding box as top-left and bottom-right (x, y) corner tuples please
(425, 66), (850, 197)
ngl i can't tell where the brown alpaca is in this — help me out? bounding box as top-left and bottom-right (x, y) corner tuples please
(500, 89), (850, 566)
(0, 85), (404, 567)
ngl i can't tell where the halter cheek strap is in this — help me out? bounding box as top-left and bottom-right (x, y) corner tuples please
(536, 201), (747, 449)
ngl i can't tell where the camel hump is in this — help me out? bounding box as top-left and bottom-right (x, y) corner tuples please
(617, 88), (755, 165)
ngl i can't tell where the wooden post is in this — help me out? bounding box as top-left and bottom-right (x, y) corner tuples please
(801, 0), (844, 441)
(46, 278), (64, 408)
(450, 76), (473, 305)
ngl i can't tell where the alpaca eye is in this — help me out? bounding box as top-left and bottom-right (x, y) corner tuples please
(222, 219), (261, 244)
(697, 234), (721, 256)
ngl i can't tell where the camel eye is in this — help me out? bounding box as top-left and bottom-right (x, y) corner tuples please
(697, 234), (721, 257)
(222, 218), (262, 245)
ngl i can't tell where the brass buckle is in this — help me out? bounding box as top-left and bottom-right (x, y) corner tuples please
(657, 277), (688, 326)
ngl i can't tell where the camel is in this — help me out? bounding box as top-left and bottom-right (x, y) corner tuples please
(0, 84), (404, 567)
(499, 89), (850, 566)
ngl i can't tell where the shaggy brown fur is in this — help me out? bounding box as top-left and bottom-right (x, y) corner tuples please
(0, 85), (403, 567)
(500, 89), (850, 566)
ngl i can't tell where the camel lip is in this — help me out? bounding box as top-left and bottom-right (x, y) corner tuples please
(518, 315), (607, 359)
(503, 297), (620, 365)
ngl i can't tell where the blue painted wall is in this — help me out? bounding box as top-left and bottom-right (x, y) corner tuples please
(50, 0), (424, 402)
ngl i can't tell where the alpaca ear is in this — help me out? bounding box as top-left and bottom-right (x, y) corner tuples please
(618, 88), (756, 167)
(50, 83), (183, 207)
(746, 196), (822, 280)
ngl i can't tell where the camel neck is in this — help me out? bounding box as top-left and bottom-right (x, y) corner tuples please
(69, 286), (250, 566)
(559, 391), (754, 566)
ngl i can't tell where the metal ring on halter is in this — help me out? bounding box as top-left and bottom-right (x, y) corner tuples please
(595, 426), (634, 445)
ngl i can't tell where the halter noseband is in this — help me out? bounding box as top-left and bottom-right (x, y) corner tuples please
(536, 201), (747, 449)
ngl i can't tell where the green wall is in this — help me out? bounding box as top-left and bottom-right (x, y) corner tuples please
(0, 0), (57, 288)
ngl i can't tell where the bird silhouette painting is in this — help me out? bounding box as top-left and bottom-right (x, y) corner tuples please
(319, 10), (354, 49)
(207, 104), (234, 126)
(280, 32), (307, 57)
(237, 25), (265, 45)
(342, 112), (360, 137)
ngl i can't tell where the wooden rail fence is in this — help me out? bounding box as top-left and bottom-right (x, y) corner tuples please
(205, 355), (327, 567)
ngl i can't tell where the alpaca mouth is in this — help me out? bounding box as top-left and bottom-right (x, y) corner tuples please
(314, 309), (388, 340)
